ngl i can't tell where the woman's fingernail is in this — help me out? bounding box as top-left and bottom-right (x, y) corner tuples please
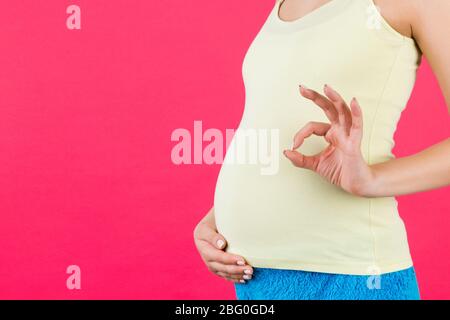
(244, 269), (253, 275)
(243, 275), (252, 280)
(239, 279), (246, 283)
(216, 239), (225, 249)
(237, 260), (245, 266)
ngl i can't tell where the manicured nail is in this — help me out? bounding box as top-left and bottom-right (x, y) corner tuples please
(216, 239), (225, 249)
(244, 269), (253, 275)
(239, 280), (246, 283)
(237, 260), (245, 266)
(243, 275), (252, 280)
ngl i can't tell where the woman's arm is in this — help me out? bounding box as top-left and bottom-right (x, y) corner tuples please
(412, 0), (450, 111)
(362, 138), (450, 197)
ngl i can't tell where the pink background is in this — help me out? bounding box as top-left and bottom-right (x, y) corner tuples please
(0, 1), (448, 299)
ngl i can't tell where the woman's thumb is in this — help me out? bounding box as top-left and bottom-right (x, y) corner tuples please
(215, 236), (227, 250)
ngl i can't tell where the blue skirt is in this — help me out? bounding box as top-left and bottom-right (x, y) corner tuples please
(235, 266), (420, 300)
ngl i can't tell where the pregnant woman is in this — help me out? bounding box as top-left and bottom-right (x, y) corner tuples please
(194, 0), (450, 300)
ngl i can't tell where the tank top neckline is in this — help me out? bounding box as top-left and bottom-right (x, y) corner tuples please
(270, 0), (353, 32)
(269, 0), (417, 45)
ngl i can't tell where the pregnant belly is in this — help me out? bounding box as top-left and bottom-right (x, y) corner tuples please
(213, 141), (376, 261)
(212, 115), (410, 270)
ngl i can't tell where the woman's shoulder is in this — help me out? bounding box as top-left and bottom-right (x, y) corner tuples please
(372, 0), (417, 39)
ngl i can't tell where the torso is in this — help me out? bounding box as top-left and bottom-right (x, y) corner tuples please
(213, 0), (422, 275)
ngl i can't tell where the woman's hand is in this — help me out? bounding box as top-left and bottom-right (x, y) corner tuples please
(194, 218), (253, 283)
(284, 84), (374, 196)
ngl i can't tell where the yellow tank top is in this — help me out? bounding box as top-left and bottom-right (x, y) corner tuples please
(214, 0), (422, 275)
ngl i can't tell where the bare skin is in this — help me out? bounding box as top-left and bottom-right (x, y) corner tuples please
(194, 0), (450, 283)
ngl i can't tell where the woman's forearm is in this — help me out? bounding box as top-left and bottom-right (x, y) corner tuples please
(361, 138), (450, 197)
